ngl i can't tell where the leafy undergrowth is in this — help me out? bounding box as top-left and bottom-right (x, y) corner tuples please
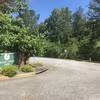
(20, 65), (35, 73)
(0, 65), (35, 78)
(0, 62), (47, 79)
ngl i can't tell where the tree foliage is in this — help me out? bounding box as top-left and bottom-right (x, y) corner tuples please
(0, 0), (46, 66)
(45, 8), (72, 43)
(0, 0), (100, 64)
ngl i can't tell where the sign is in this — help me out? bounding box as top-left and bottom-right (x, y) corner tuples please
(0, 53), (16, 67)
(4, 53), (10, 61)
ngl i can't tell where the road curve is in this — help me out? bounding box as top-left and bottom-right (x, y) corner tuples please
(0, 57), (100, 100)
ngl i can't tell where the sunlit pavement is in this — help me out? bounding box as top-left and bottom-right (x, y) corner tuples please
(0, 57), (100, 100)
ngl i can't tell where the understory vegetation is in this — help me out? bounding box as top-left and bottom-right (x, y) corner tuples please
(0, 0), (100, 66)
(0, 65), (34, 77)
(20, 65), (34, 73)
(1, 65), (17, 77)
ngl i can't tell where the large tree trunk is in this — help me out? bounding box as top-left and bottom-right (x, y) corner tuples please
(18, 51), (25, 66)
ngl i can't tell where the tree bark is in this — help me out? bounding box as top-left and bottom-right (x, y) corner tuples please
(18, 51), (25, 66)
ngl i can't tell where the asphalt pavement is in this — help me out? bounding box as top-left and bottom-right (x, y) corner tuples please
(0, 57), (100, 100)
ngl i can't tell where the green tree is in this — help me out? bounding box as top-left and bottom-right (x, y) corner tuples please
(45, 8), (72, 43)
(72, 7), (88, 40)
(88, 0), (100, 39)
(0, 0), (27, 14)
(72, 7), (92, 60)
(0, 12), (46, 66)
(0, 0), (47, 66)
(87, 0), (100, 61)
(67, 38), (79, 59)
(19, 9), (39, 31)
(0, 13), (15, 50)
(92, 39), (100, 61)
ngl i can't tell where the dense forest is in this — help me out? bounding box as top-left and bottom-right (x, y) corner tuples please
(0, 0), (100, 66)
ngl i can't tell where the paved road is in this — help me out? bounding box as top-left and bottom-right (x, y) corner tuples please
(0, 58), (100, 100)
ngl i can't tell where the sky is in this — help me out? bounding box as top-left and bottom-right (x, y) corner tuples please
(28, 0), (90, 23)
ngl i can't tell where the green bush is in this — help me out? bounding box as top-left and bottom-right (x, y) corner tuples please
(44, 42), (63, 58)
(2, 65), (17, 77)
(20, 65), (33, 73)
(0, 67), (2, 74)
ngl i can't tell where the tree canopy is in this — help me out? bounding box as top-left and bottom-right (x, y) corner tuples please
(0, 0), (100, 65)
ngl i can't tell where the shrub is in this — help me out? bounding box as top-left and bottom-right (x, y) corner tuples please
(20, 65), (33, 73)
(2, 65), (17, 77)
(44, 42), (63, 58)
(0, 67), (2, 74)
